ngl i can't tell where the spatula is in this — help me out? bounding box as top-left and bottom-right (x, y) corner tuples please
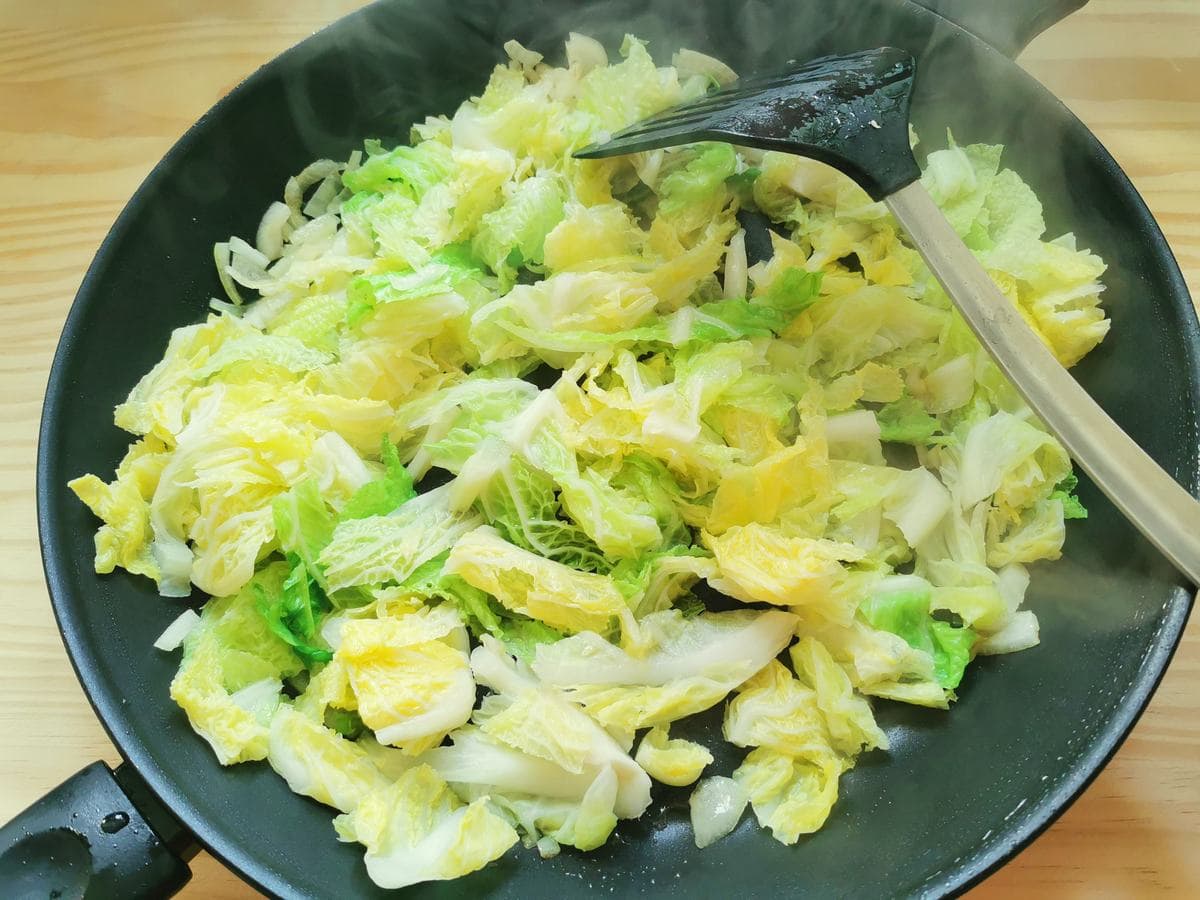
(576, 47), (1200, 585)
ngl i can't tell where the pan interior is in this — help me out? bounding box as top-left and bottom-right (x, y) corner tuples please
(37, 1), (1198, 897)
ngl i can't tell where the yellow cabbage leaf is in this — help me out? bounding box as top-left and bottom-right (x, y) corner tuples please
(336, 606), (474, 752)
(444, 525), (633, 636)
(267, 705), (390, 813)
(68, 436), (170, 581)
(732, 747), (845, 845)
(334, 764), (519, 890)
(634, 726), (712, 786)
(706, 523), (865, 623)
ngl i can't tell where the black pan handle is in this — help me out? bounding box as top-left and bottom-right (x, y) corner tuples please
(0, 761), (196, 898)
(911, 0), (1087, 57)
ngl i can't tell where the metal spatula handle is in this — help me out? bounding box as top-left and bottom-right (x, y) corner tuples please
(887, 181), (1200, 585)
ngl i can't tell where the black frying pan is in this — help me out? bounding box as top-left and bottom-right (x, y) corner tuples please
(6, 0), (1198, 896)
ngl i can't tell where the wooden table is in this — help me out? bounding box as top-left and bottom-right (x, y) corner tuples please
(1, 1), (1196, 896)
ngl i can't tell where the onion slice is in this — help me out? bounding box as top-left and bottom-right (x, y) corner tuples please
(153, 608), (200, 652)
(689, 776), (748, 849)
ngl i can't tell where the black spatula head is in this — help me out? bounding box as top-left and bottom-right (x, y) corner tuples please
(576, 47), (921, 200)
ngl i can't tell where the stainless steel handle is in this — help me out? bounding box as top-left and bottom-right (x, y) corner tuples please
(885, 180), (1200, 586)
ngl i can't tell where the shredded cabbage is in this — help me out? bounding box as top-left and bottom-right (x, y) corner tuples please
(71, 33), (1104, 887)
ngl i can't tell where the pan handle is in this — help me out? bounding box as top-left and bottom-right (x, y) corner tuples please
(0, 761), (196, 898)
(910, 0), (1087, 57)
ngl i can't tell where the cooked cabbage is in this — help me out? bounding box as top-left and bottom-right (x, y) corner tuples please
(74, 33), (1104, 888)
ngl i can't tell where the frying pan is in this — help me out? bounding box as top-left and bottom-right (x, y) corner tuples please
(6, 0), (1198, 896)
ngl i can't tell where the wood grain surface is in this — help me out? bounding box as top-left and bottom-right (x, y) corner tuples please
(0, 1), (1196, 896)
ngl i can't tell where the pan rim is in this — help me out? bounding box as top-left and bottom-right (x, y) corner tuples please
(34, 1), (1200, 897)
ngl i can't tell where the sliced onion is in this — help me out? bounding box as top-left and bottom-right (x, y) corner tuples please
(212, 242), (244, 304)
(631, 149), (664, 187)
(229, 678), (283, 724)
(503, 39), (543, 71)
(208, 297), (243, 317)
(689, 776), (748, 849)
(723, 229), (747, 300)
(302, 176), (341, 219)
(255, 201), (293, 261)
(224, 241), (274, 293)
(666, 305), (697, 346)
(286, 213), (338, 257)
(284, 159), (342, 223)
(826, 409), (881, 445)
(565, 32), (607, 73)
(228, 235), (270, 270)
(319, 614), (348, 652)
(978, 610), (1040, 655)
(924, 354), (975, 414)
(883, 468), (952, 547)
(536, 835), (561, 859)
(672, 48), (738, 86)
(152, 608), (200, 651)
(239, 291), (295, 330)
(784, 157), (842, 205)
(996, 563), (1031, 616)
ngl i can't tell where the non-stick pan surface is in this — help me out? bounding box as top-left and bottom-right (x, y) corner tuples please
(32, 0), (1199, 896)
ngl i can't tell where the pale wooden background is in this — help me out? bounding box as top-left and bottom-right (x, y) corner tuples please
(0, 1), (1196, 896)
